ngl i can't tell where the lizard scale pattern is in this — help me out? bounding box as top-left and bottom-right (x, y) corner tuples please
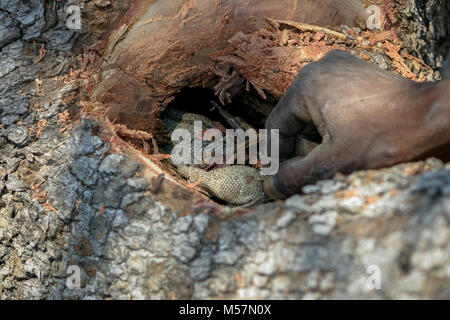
(163, 111), (266, 206)
(177, 165), (265, 207)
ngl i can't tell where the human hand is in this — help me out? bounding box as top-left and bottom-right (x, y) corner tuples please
(264, 50), (450, 199)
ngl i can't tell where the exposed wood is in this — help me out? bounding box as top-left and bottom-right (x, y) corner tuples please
(266, 17), (348, 40)
(91, 0), (370, 131)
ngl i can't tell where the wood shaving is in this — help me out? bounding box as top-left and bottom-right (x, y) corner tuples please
(113, 123), (154, 140)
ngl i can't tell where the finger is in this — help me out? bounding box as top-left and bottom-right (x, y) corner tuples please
(263, 142), (355, 199)
(265, 78), (314, 160)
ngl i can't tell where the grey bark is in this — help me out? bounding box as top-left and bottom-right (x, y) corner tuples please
(396, 0), (449, 73)
(0, 0), (449, 300)
(441, 2), (450, 77)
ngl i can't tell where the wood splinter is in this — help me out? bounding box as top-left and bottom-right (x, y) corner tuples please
(266, 17), (348, 40)
(152, 173), (165, 195)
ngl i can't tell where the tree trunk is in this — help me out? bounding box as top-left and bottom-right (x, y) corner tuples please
(0, 0), (449, 300)
(92, 0), (371, 130)
(92, 0), (447, 131)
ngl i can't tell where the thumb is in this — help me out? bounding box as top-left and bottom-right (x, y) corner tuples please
(263, 142), (352, 199)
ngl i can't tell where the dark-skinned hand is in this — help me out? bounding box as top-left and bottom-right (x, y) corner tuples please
(264, 50), (450, 199)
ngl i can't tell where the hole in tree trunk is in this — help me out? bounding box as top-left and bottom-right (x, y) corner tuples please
(154, 86), (279, 207)
(161, 87), (278, 131)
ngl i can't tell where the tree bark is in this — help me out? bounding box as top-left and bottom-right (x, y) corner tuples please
(0, 0), (449, 300)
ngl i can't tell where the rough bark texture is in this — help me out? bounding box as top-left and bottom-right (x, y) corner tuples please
(440, 2), (450, 77)
(0, 0), (449, 300)
(395, 0), (449, 71)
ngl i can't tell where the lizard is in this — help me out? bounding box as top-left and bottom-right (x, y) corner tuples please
(177, 164), (265, 207)
(162, 109), (266, 207)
